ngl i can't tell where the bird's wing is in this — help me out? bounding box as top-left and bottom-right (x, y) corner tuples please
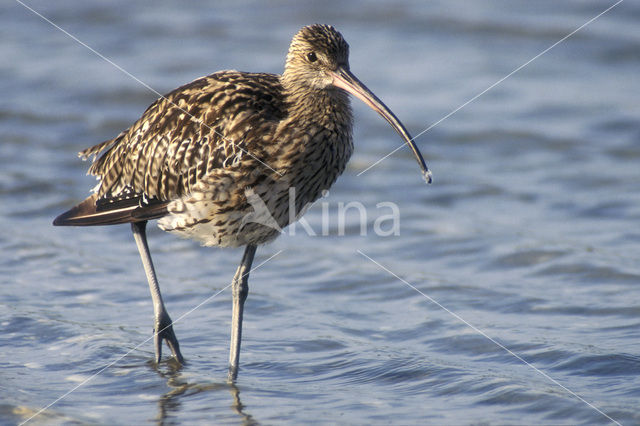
(85, 71), (284, 201)
(55, 71), (285, 226)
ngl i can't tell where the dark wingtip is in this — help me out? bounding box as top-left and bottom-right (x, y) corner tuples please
(52, 214), (66, 226)
(53, 194), (100, 226)
(53, 193), (169, 226)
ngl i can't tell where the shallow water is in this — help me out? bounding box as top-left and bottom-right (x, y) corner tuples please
(2, 0), (640, 424)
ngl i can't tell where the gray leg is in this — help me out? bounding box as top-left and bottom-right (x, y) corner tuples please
(131, 221), (184, 364)
(228, 244), (257, 382)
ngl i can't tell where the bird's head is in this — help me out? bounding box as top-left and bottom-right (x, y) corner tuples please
(284, 24), (432, 184)
(284, 24), (350, 90)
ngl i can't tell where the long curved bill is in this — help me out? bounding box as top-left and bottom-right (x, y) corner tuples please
(330, 66), (432, 184)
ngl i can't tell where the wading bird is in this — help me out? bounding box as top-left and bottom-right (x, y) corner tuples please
(54, 24), (431, 382)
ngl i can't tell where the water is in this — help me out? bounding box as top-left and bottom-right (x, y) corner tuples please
(1, 0), (639, 424)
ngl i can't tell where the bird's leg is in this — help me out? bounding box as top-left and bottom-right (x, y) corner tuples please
(131, 221), (185, 364)
(227, 244), (257, 382)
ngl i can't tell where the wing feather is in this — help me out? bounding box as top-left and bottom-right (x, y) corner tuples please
(56, 70), (285, 227)
(89, 71), (283, 202)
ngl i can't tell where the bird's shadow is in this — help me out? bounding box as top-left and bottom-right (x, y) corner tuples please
(149, 359), (257, 425)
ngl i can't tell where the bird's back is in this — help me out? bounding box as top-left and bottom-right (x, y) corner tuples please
(54, 71), (288, 230)
(86, 71), (286, 203)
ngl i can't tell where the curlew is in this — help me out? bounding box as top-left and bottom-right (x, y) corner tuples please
(54, 24), (431, 381)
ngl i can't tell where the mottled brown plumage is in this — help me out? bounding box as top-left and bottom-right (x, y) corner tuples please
(54, 24), (430, 380)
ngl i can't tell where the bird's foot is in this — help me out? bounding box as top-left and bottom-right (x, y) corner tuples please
(153, 312), (185, 365)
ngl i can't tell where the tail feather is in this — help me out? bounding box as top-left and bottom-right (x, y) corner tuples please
(53, 193), (169, 226)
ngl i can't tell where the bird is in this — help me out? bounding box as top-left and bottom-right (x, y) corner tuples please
(54, 24), (431, 382)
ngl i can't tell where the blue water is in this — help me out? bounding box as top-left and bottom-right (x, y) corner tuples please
(1, 0), (639, 424)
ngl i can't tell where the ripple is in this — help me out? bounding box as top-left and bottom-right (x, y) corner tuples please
(553, 353), (640, 377)
(489, 249), (568, 269)
(535, 263), (640, 285)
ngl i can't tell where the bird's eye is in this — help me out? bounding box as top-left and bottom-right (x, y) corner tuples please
(306, 52), (317, 63)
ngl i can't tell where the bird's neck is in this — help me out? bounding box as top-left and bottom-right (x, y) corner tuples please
(272, 78), (354, 207)
(282, 81), (352, 131)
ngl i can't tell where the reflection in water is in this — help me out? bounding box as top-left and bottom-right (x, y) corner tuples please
(228, 383), (257, 426)
(151, 361), (256, 425)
